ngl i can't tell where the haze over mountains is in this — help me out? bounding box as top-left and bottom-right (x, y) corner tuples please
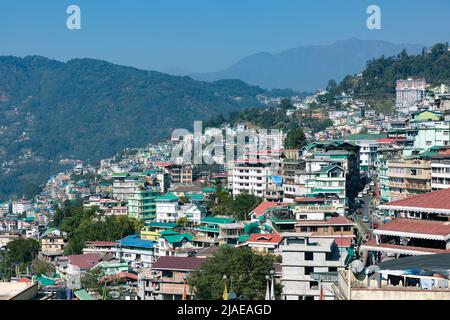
(190, 38), (425, 92)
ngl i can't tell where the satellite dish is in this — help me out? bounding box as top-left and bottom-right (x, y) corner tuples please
(366, 265), (381, 274)
(351, 260), (364, 274)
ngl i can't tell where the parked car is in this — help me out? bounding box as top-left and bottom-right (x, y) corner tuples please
(362, 216), (369, 223)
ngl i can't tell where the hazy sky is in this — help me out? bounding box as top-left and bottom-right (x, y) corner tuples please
(0, 0), (449, 72)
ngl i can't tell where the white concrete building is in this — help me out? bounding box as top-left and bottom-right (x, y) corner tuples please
(280, 233), (349, 300)
(431, 153), (450, 191)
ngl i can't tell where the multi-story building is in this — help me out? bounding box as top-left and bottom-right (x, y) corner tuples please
(116, 235), (157, 269)
(112, 176), (145, 202)
(127, 187), (160, 221)
(387, 158), (431, 202)
(11, 200), (32, 215)
(431, 153), (450, 190)
(138, 256), (205, 300)
(376, 139), (404, 203)
(280, 233), (350, 300)
(231, 159), (274, 198)
(344, 134), (387, 173)
(396, 78), (427, 114)
(40, 235), (65, 261)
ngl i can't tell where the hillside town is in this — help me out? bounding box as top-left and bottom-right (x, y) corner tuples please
(1, 75), (450, 301)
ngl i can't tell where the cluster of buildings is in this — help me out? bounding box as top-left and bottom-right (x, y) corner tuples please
(2, 76), (450, 301)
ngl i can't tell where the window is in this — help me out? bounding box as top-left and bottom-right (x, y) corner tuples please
(310, 281), (319, 289)
(162, 270), (174, 278)
(305, 267), (314, 275)
(329, 267), (338, 272)
(305, 252), (314, 261)
(333, 226), (342, 232)
(309, 226), (318, 232)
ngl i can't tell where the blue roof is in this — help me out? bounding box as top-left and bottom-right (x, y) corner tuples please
(118, 234), (157, 249)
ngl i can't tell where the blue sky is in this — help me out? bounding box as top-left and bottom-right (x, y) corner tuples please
(0, 0), (449, 72)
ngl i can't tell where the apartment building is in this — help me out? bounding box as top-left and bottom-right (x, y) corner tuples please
(280, 233), (349, 300)
(396, 78), (427, 114)
(112, 176), (144, 202)
(376, 139), (404, 203)
(127, 187), (160, 221)
(138, 256), (205, 300)
(431, 153), (450, 190)
(231, 160), (274, 198)
(387, 158), (431, 202)
(344, 133), (387, 173)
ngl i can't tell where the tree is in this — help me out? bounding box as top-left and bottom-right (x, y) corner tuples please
(32, 258), (55, 277)
(284, 128), (307, 149)
(231, 193), (263, 221)
(58, 204), (136, 255)
(212, 189), (233, 216)
(0, 238), (40, 279)
(187, 246), (282, 300)
(177, 217), (189, 229)
(81, 267), (104, 293)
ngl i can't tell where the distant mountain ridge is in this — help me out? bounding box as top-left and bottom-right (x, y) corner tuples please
(0, 56), (279, 199)
(190, 38), (425, 91)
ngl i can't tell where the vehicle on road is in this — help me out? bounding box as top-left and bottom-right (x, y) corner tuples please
(362, 216), (369, 223)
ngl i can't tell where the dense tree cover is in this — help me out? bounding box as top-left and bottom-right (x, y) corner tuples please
(53, 204), (141, 255)
(284, 128), (307, 149)
(32, 258), (55, 277)
(0, 56), (282, 200)
(329, 43), (450, 113)
(187, 246), (281, 300)
(0, 238), (40, 279)
(212, 190), (262, 221)
(205, 98), (333, 135)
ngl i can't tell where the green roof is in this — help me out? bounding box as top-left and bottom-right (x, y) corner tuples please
(202, 187), (216, 193)
(186, 193), (204, 201)
(316, 164), (341, 174)
(201, 216), (235, 225)
(111, 173), (130, 178)
(238, 235), (250, 243)
(270, 216), (296, 224)
(155, 193), (179, 202)
(160, 229), (179, 236)
(140, 169), (158, 176)
(194, 226), (219, 233)
(147, 221), (177, 229)
(344, 133), (387, 141)
(312, 188), (343, 194)
(74, 289), (95, 301)
(36, 275), (56, 286)
(417, 151), (439, 159)
(163, 233), (193, 243)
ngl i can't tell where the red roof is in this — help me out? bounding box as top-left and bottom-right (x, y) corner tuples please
(376, 218), (450, 237)
(247, 233), (283, 244)
(68, 253), (101, 270)
(152, 256), (205, 271)
(85, 241), (117, 247)
(18, 277), (31, 283)
(154, 161), (174, 167)
(333, 237), (353, 248)
(363, 240), (450, 254)
(100, 272), (138, 283)
(251, 201), (280, 217)
(383, 188), (450, 211)
(377, 138), (405, 143)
